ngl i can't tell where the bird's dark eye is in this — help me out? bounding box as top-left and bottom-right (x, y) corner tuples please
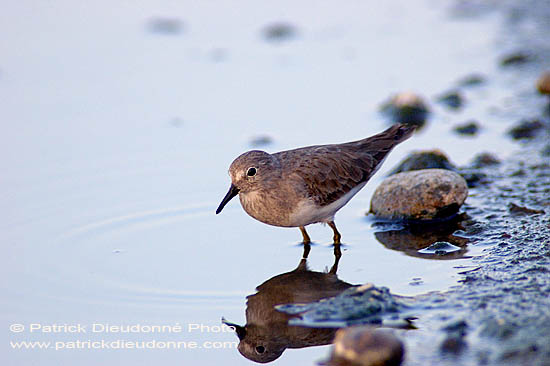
(247, 167), (257, 177)
(255, 345), (265, 354)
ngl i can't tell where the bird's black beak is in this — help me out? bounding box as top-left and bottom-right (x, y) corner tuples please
(222, 317), (247, 340)
(216, 184), (240, 214)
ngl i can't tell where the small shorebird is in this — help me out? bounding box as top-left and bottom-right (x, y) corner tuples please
(216, 123), (415, 244)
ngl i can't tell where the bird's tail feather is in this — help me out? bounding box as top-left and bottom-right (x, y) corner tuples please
(359, 123), (416, 164)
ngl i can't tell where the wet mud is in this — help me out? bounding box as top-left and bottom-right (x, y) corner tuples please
(402, 138), (550, 365)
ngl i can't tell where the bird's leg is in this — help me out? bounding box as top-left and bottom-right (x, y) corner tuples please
(299, 226), (311, 245)
(327, 221), (341, 245)
(301, 243), (311, 260)
(329, 246), (342, 274)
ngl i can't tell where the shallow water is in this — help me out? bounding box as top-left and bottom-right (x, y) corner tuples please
(0, 1), (540, 365)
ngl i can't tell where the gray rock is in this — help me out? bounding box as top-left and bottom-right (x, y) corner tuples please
(437, 90), (464, 110)
(507, 119), (546, 140)
(499, 51), (533, 67)
(277, 284), (407, 328)
(457, 73), (486, 87)
(249, 135), (273, 147)
(370, 169), (468, 220)
(262, 22), (297, 42)
(458, 169), (490, 188)
(453, 121), (480, 136)
(146, 17), (184, 35)
(389, 149), (456, 175)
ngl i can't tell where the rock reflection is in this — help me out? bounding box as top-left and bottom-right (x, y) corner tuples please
(373, 216), (470, 259)
(223, 245), (353, 363)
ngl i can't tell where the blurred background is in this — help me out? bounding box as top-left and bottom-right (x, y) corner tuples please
(1, 1), (549, 365)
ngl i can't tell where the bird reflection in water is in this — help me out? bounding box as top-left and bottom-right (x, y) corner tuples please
(223, 244), (353, 363)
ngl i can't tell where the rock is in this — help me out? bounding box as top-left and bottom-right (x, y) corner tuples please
(146, 17), (184, 35)
(499, 51), (533, 67)
(249, 135), (273, 147)
(327, 327), (404, 366)
(536, 71), (550, 96)
(457, 73), (486, 87)
(440, 320), (468, 355)
(277, 284), (407, 328)
(440, 334), (467, 355)
(470, 152), (501, 168)
(442, 320), (469, 334)
(262, 22), (297, 42)
(454, 151), (497, 187)
(437, 90), (464, 109)
(457, 170), (489, 188)
(389, 150), (456, 175)
(370, 169), (468, 220)
(379, 92), (430, 126)
(507, 119), (546, 140)
(453, 121), (480, 136)
(508, 203), (545, 215)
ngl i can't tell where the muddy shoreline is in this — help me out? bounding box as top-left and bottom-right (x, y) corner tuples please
(402, 134), (549, 365)
(397, 2), (550, 363)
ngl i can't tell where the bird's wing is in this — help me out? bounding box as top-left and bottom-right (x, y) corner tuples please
(274, 124), (415, 207)
(275, 145), (375, 207)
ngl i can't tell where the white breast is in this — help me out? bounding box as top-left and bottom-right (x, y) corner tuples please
(288, 182), (366, 227)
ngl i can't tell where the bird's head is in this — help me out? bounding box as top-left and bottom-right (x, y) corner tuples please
(216, 150), (280, 214)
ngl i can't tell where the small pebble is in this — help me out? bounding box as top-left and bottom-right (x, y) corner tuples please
(250, 135), (274, 147)
(507, 119), (545, 140)
(440, 334), (467, 355)
(453, 121), (480, 136)
(437, 90), (464, 109)
(262, 22), (297, 42)
(508, 203), (544, 216)
(500, 51), (533, 67)
(470, 152), (501, 168)
(457, 73), (486, 87)
(536, 71), (550, 96)
(327, 326), (404, 366)
(458, 169), (489, 188)
(380, 92), (430, 126)
(147, 17), (184, 35)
